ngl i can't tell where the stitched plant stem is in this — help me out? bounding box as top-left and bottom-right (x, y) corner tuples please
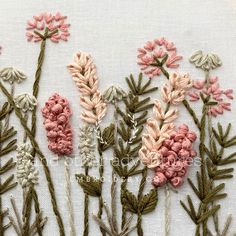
(64, 158), (76, 236)
(32, 188), (42, 236)
(22, 186), (33, 236)
(0, 121), (3, 236)
(84, 166), (89, 236)
(0, 81), (65, 236)
(165, 185), (170, 236)
(137, 166), (147, 236)
(31, 28), (48, 157)
(97, 132), (106, 236)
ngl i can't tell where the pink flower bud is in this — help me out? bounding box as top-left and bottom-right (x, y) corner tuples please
(170, 176), (183, 187)
(152, 172), (167, 187)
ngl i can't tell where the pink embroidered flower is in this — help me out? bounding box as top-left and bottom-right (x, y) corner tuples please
(188, 76), (233, 116)
(137, 37), (182, 78)
(42, 93), (73, 156)
(68, 52), (107, 124)
(152, 124), (197, 188)
(26, 12), (70, 43)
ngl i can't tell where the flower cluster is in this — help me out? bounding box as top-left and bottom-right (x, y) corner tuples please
(152, 124), (197, 188)
(137, 38), (182, 78)
(189, 50), (222, 71)
(14, 93), (37, 112)
(79, 125), (96, 167)
(42, 93), (73, 156)
(189, 76), (233, 116)
(26, 12), (70, 43)
(68, 52), (107, 124)
(161, 72), (193, 105)
(16, 143), (39, 188)
(0, 67), (27, 84)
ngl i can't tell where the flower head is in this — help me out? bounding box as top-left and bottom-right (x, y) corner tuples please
(103, 86), (126, 103)
(137, 37), (182, 78)
(42, 93), (73, 156)
(161, 72), (193, 105)
(79, 125), (96, 167)
(152, 124), (197, 188)
(189, 51), (222, 71)
(16, 143), (39, 188)
(26, 12), (70, 43)
(14, 93), (37, 112)
(188, 76), (233, 116)
(0, 67), (27, 84)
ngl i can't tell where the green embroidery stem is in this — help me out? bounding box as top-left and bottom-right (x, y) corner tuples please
(84, 166), (89, 236)
(0, 81), (65, 236)
(31, 29), (48, 157)
(97, 129), (106, 236)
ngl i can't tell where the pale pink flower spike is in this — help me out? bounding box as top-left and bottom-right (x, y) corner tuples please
(26, 12), (70, 43)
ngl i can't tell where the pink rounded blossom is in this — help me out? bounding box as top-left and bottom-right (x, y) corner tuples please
(189, 76), (233, 117)
(137, 37), (182, 78)
(26, 12), (70, 43)
(152, 124), (197, 188)
(42, 93), (73, 156)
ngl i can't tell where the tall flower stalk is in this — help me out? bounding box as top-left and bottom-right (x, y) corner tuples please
(42, 93), (75, 236)
(180, 51), (236, 236)
(68, 52), (113, 236)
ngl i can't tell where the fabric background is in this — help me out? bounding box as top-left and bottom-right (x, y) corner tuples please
(0, 0), (236, 235)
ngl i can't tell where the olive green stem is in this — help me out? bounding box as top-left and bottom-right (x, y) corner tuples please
(0, 81), (65, 236)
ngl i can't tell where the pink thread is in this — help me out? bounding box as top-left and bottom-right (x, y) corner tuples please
(188, 76), (234, 116)
(137, 37), (182, 78)
(26, 12), (70, 43)
(67, 52), (107, 124)
(152, 124), (197, 188)
(42, 93), (73, 156)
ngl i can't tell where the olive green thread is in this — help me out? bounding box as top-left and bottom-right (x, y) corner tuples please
(0, 85), (17, 235)
(180, 54), (236, 236)
(0, 81), (65, 236)
(114, 73), (158, 235)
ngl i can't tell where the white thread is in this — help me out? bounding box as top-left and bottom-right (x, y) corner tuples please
(165, 185), (171, 236)
(64, 159), (76, 236)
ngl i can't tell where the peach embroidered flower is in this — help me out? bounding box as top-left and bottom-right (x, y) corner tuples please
(137, 37), (182, 78)
(26, 12), (70, 43)
(188, 76), (233, 116)
(68, 52), (107, 124)
(42, 93), (73, 156)
(161, 72), (193, 105)
(152, 124), (197, 188)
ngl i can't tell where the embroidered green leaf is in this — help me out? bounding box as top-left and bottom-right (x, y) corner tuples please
(139, 188), (158, 214)
(75, 174), (102, 197)
(99, 124), (115, 151)
(197, 205), (221, 223)
(121, 189), (138, 214)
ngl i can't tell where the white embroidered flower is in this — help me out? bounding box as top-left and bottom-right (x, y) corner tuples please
(103, 86), (127, 103)
(189, 50), (222, 71)
(78, 125), (96, 167)
(0, 67), (27, 84)
(16, 143), (39, 188)
(14, 93), (37, 112)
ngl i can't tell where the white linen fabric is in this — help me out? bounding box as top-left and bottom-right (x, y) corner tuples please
(0, 0), (236, 235)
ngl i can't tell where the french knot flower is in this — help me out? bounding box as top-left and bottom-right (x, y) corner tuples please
(152, 124), (197, 188)
(78, 125), (96, 168)
(42, 93), (73, 156)
(189, 50), (222, 71)
(26, 12), (70, 43)
(14, 94), (37, 112)
(16, 143), (39, 188)
(0, 67), (27, 84)
(103, 86), (127, 103)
